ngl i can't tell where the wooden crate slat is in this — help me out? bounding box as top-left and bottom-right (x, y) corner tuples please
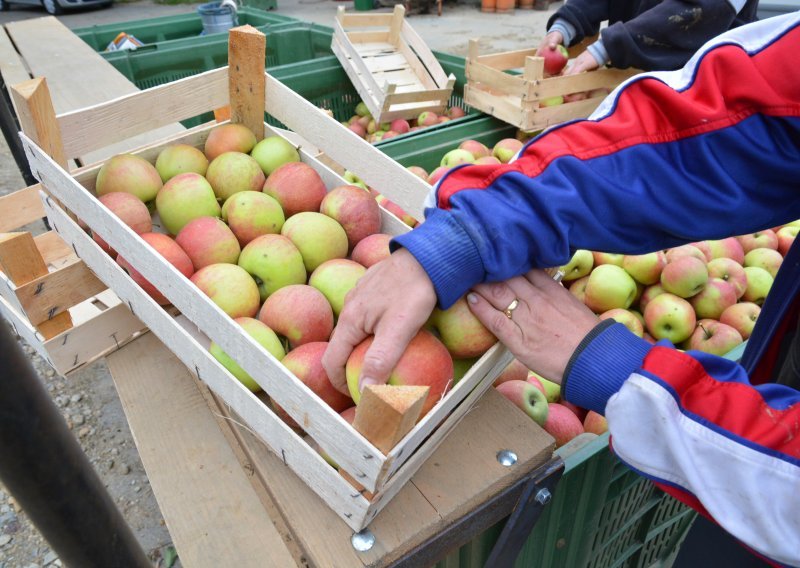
(339, 13), (394, 27)
(0, 295), (53, 367)
(0, 186), (46, 232)
(466, 61), (526, 98)
(348, 30), (391, 44)
(464, 84), (526, 126)
(362, 53), (410, 74)
(0, 26), (32, 91)
(57, 67), (228, 160)
(478, 48), (538, 70)
(386, 88), (453, 105)
(534, 68), (638, 100)
(331, 38), (383, 113)
(228, 26), (266, 141)
(395, 40), (437, 91)
(33, 230), (76, 270)
(400, 20), (449, 87)
(335, 24), (386, 105)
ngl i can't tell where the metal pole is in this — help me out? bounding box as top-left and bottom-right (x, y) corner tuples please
(0, 324), (152, 568)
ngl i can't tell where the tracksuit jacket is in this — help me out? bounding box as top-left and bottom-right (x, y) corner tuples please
(393, 13), (800, 566)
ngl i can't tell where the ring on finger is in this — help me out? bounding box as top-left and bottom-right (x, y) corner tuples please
(504, 298), (519, 319)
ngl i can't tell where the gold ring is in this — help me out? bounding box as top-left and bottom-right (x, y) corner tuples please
(504, 299), (519, 319)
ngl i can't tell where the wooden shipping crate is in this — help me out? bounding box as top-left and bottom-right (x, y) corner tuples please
(464, 39), (640, 132)
(0, 185), (146, 375)
(15, 26), (524, 531)
(332, 5), (455, 123)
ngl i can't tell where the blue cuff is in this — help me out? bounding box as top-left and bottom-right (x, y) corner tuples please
(548, 18), (576, 46)
(390, 208), (485, 309)
(563, 322), (653, 415)
(586, 40), (610, 67)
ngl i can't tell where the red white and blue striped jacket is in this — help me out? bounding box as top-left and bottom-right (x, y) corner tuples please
(393, 13), (800, 565)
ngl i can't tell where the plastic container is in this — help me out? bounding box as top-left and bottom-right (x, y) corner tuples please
(354, 0), (375, 10)
(197, 1), (239, 35)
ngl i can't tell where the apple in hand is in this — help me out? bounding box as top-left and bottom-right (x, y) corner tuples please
(644, 293), (696, 344)
(210, 317), (285, 392)
(542, 44), (569, 76)
(686, 319), (743, 356)
(584, 264), (638, 313)
(495, 380), (549, 426)
(720, 302), (760, 339)
(543, 403), (585, 448)
(660, 256), (708, 298)
(707, 257), (748, 299)
(689, 278), (737, 320)
(559, 249), (593, 281)
(744, 247), (783, 278)
(742, 266), (774, 305)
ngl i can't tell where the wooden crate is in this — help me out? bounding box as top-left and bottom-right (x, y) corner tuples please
(15, 26), (519, 532)
(0, 185), (146, 375)
(332, 5), (455, 123)
(464, 39), (640, 132)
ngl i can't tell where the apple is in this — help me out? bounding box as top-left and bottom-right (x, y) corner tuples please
(447, 106), (466, 119)
(643, 293), (696, 344)
(584, 264), (638, 313)
(407, 166), (429, 182)
(707, 257), (748, 299)
(281, 342), (353, 412)
(96, 154), (162, 203)
(687, 319), (743, 356)
(569, 275), (590, 303)
(348, 122), (367, 138)
(155, 144), (209, 182)
(563, 91), (589, 103)
(238, 234), (306, 299)
(559, 249), (593, 281)
(705, 237), (745, 264)
(390, 119), (410, 134)
(539, 95), (564, 107)
(660, 256), (708, 298)
(116, 232), (193, 305)
(690, 241), (714, 262)
(309, 259), (366, 317)
(281, 212), (349, 272)
(223, 191), (285, 246)
(599, 308), (644, 337)
(351, 233), (392, 268)
(204, 123), (257, 161)
(94, 192), (152, 256)
(251, 136), (300, 176)
(374, 194), (417, 227)
(346, 329), (454, 416)
(689, 277), (737, 319)
(320, 185), (382, 249)
(742, 266), (774, 305)
(492, 138), (523, 164)
(203, 152), (265, 202)
(639, 283), (665, 312)
(665, 244), (706, 263)
(542, 403), (585, 448)
(776, 225), (798, 256)
(459, 140), (491, 160)
(737, 230), (779, 253)
(428, 166), (451, 186)
(542, 44), (569, 76)
(495, 380), (549, 426)
(453, 356), (479, 384)
(492, 358), (529, 387)
(583, 411), (608, 435)
(720, 302), (760, 339)
(440, 149), (476, 168)
(175, 216), (241, 269)
(474, 156), (502, 165)
(417, 111), (439, 127)
(262, 162), (328, 218)
(592, 252), (624, 267)
(560, 400), (587, 422)
(428, 295), (497, 358)
(355, 101), (370, 117)
(526, 371), (546, 395)
(209, 317), (284, 392)
(622, 251), (667, 285)
(538, 375), (561, 403)
(190, 263), (260, 319)
(258, 284), (334, 348)
(744, 247), (783, 278)
(155, 173), (221, 235)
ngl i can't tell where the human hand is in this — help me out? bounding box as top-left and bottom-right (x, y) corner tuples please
(466, 270), (599, 384)
(536, 31), (564, 56)
(563, 51), (600, 75)
(322, 248), (438, 395)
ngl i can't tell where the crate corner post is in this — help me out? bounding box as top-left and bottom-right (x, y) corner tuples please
(227, 25), (267, 141)
(9, 77), (68, 169)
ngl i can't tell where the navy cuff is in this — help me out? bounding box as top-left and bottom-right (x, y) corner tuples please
(586, 40), (610, 67)
(548, 19), (576, 46)
(562, 322), (653, 415)
(390, 208), (485, 309)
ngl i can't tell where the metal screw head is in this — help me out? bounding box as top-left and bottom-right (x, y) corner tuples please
(535, 488), (552, 505)
(496, 450), (518, 467)
(351, 529), (375, 552)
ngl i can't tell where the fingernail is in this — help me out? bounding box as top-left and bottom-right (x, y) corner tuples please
(467, 293), (478, 305)
(359, 376), (380, 392)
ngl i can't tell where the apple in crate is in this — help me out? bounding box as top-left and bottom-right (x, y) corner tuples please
(447, 106), (466, 119)
(777, 225), (798, 256)
(542, 44), (569, 76)
(644, 293), (696, 344)
(440, 149), (475, 168)
(537, 375), (561, 403)
(175, 216), (240, 269)
(475, 156), (502, 165)
(686, 320), (743, 356)
(351, 233), (392, 268)
(116, 232), (194, 306)
(742, 266), (773, 305)
(526, 371), (547, 395)
(583, 411), (608, 435)
(263, 162), (327, 218)
(428, 296), (497, 359)
(453, 356), (479, 384)
(417, 111), (439, 127)
(639, 283), (665, 312)
(407, 166), (429, 182)
(346, 329), (453, 417)
(155, 173), (221, 236)
(584, 264), (638, 313)
(390, 119), (410, 134)
(238, 234), (306, 300)
(94, 192), (153, 256)
(660, 256), (708, 298)
(707, 257), (747, 299)
(720, 302), (760, 340)
(191, 263), (261, 319)
(320, 185), (382, 249)
(744, 247), (783, 278)
(492, 139), (523, 164)
(492, 358), (529, 386)
(428, 166), (450, 186)
(689, 278), (737, 320)
(560, 400), (587, 422)
(706, 237), (745, 264)
(155, 144), (209, 182)
(250, 135), (300, 176)
(599, 308), (644, 337)
(204, 123), (257, 161)
(205, 151), (265, 202)
(592, 251), (624, 267)
(559, 249), (593, 281)
(309, 259), (366, 318)
(737, 230), (778, 254)
(210, 317), (285, 392)
(281, 212), (349, 272)
(543, 403), (585, 448)
(495, 380), (549, 426)
(665, 244), (706, 263)
(96, 154), (162, 203)
(222, 191), (285, 246)
(539, 95), (564, 108)
(569, 276), (590, 303)
(258, 284), (334, 348)
(458, 140), (490, 160)
(622, 251), (667, 285)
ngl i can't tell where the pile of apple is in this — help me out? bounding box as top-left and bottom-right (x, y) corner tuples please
(341, 100), (467, 144)
(88, 122), (506, 455)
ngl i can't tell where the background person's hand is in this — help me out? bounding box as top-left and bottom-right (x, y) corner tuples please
(536, 31), (564, 56)
(563, 51), (600, 75)
(322, 248), (438, 396)
(467, 270), (599, 384)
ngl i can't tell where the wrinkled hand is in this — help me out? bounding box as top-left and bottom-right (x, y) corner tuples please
(322, 248), (437, 395)
(467, 270), (599, 384)
(536, 31), (564, 56)
(563, 51), (600, 75)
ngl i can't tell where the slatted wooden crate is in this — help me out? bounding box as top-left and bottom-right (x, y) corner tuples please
(15, 25), (521, 532)
(0, 185), (146, 375)
(464, 39), (640, 132)
(332, 5), (455, 123)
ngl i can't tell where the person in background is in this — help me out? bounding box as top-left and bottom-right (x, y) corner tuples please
(324, 13), (800, 566)
(538, 0), (759, 74)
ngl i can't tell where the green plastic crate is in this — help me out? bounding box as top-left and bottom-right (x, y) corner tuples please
(73, 7), (295, 52)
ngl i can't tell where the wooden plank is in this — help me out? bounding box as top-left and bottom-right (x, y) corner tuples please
(33, 231), (75, 269)
(106, 332), (297, 568)
(0, 185), (46, 232)
(362, 53), (409, 74)
(478, 48), (538, 70)
(0, 27), (31, 93)
(339, 13), (394, 27)
(0, 295), (54, 368)
(353, 385), (428, 455)
(349, 30), (392, 44)
(386, 88), (453, 105)
(332, 38), (382, 113)
(335, 24), (386, 106)
(464, 84), (526, 126)
(466, 61), (524, 98)
(525, 96), (607, 131)
(534, 68), (639, 100)
(524, 55), (545, 83)
(393, 41), (437, 91)
(388, 4), (405, 46)
(10, 77), (67, 168)
(56, 68), (228, 160)
(400, 20), (450, 86)
(228, 26), (266, 140)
